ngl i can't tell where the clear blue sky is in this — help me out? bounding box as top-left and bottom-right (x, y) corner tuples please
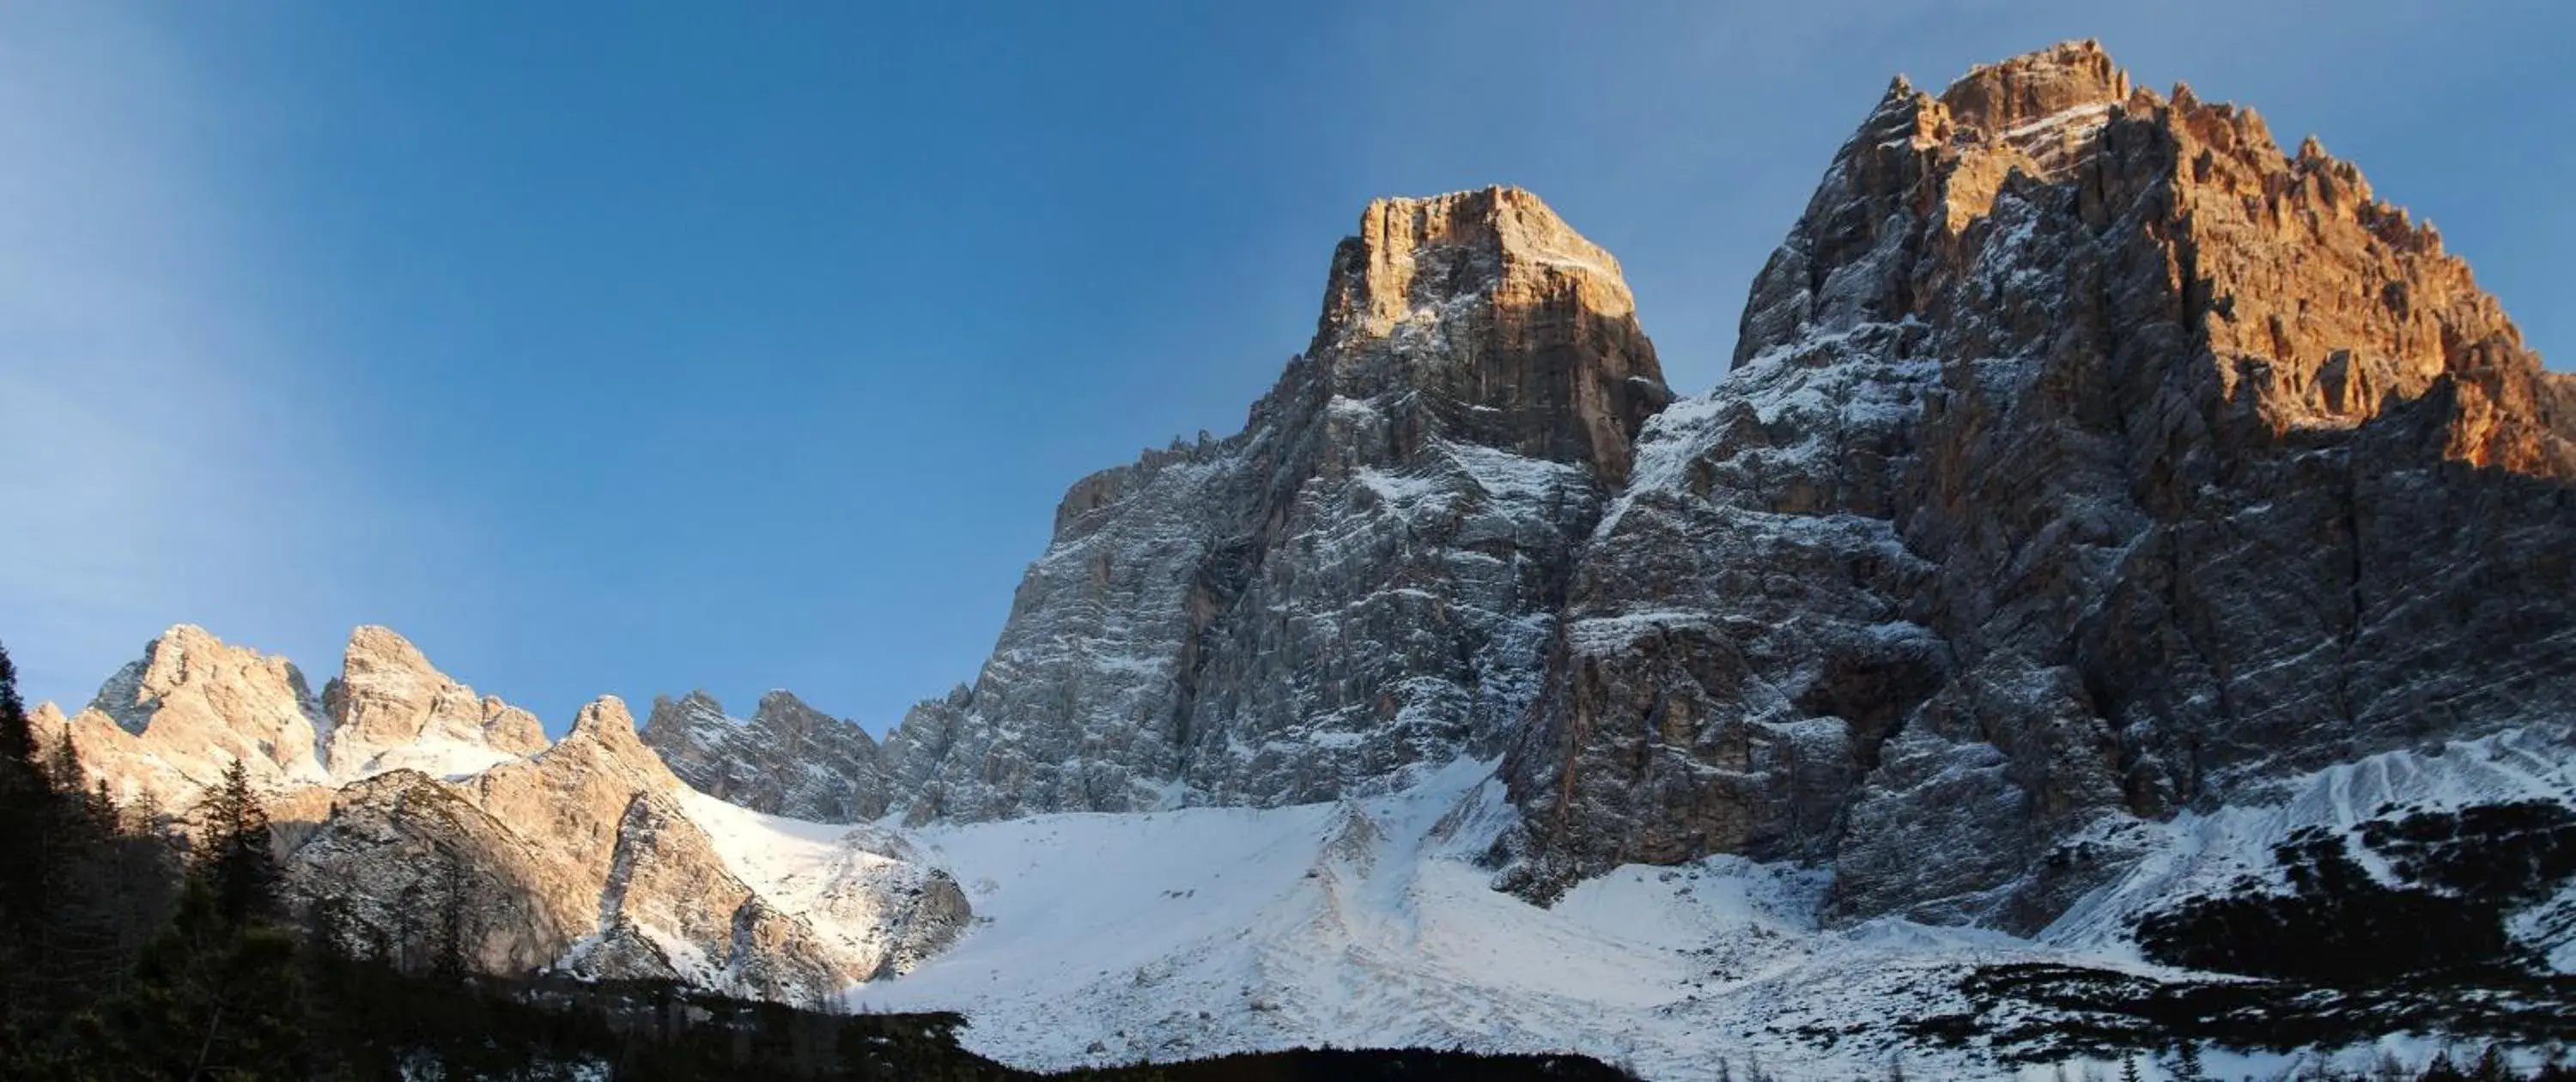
(7, 2), (2571, 734)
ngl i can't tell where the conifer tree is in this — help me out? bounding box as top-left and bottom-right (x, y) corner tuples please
(2473, 1043), (2516, 1082)
(2173, 1040), (2206, 1081)
(434, 847), (472, 981)
(0, 641), (61, 1034)
(200, 759), (282, 927)
(91, 758), (306, 1079)
(2423, 1050), (2471, 1082)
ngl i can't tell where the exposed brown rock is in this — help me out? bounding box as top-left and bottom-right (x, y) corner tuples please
(47, 625), (331, 808)
(884, 186), (1672, 821)
(325, 625), (550, 778)
(1499, 39), (2576, 927)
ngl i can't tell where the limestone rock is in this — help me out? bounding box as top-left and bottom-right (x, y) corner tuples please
(881, 186), (1672, 822)
(295, 696), (960, 999)
(53, 632), (972, 1003)
(325, 625), (550, 781)
(52, 624), (331, 807)
(1498, 40), (2576, 927)
(283, 769), (579, 976)
(641, 689), (888, 822)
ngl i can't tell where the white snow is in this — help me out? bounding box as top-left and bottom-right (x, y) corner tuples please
(823, 727), (2576, 1079)
(841, 757), (2049, 1078)
(2043, 724), (2576, 950)
(677, 788), (933, 970)
(331, 736), (520, 784)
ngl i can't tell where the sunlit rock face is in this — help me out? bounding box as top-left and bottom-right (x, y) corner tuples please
(325, 625), (550, 781)
(47, 624), (333, 807)
(881, 185), (1672, 823)
(1496, 40), (2576, 927)
(46, 631), (969, 1002)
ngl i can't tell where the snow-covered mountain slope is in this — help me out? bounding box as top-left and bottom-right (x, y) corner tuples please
(848, 733), (2575, 1079)
(2044, 723), (2576, 957)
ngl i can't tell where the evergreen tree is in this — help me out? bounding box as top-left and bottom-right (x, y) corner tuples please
(88, 759), (307, 1079)
(2473, 1044), (2516, 1082)
(433, 847), (472, 981)
(0, 639), (65, 1047)
(2423, 1050), (2471, 1082)
(2173, 1040), (2206, 1082)
(199, 758), (282, 927)
(0, 641), (52, 963)
(93, 878), (307, 1080)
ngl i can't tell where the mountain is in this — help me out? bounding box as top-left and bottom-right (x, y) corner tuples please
(46, 625), (967, 1001)
(877, 185), (1671, 823)
(32, 38), (2576, 1079)
(325, 624), (550, 781)
(46, 623), (336, 805)
(641, 689), (889, 822)
(1490, 39), (2576, 928)
(846, 39), (2574, 1072)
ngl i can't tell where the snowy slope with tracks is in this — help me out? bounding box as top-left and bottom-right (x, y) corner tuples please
(776, 726), (2576, 1079)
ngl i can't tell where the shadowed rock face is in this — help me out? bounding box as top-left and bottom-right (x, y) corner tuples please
(641, 690), (889, 823)
(1496, 40), (2576, 927)
(881, 186), (1672, 823)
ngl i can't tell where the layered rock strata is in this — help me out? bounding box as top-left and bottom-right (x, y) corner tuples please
(881, 186), (1672, 822)
(1495, 40), (2576, 927)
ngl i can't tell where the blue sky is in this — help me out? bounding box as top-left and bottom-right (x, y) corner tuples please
(7, 2), (2571, 734)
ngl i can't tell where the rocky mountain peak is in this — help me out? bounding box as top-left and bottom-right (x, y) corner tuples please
(646, 690), (731, 731)
(1306, 185), (1669, 487)
(563, 696), (657, 768)
(640, 688), (888, 823)
(1735, 39), (2573, 476)
(1317, 185), (1632, 343)
(51, 628), (965, 1000)
(54, 624), (330, 805)
(1933, 38), (2129, 134)
(324, 624), (548, 781)
(1502, 40), (2576, 931)
(881, 188), (1672, 823)
(750, 689), (843, 735)
(82, 623), (309, 736)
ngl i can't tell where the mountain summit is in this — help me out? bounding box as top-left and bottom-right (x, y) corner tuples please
(33, 39), (2576, 1079)
(877, 185), (1672, 822)
(1496, 38), (2576, 925)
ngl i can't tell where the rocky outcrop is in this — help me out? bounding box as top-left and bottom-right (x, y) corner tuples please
(641, 689), (887, 822)
(46, 625), (331, 807)
(1496, 40), (2576, 927)
(284, 769), (580, 976)
(325, 625), (550, 781)
(881, 186), (1671, 823)
(48, 629), (971, 1002)
(298, 696), (964, 999)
